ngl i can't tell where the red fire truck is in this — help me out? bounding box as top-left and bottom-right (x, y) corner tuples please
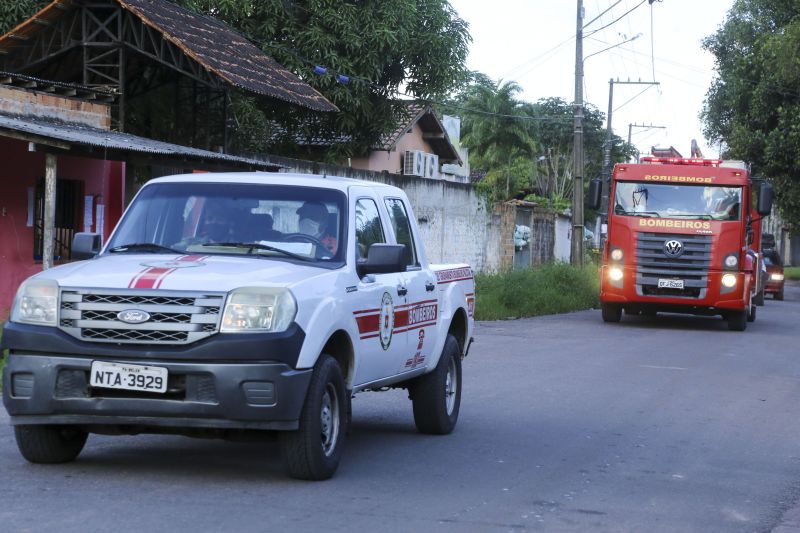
(590, 157), (774, 331)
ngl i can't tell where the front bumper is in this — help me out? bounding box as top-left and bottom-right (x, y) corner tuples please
(1, 322), (311, 431)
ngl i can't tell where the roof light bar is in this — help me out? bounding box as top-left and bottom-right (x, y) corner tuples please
(640, 157), (722, 167)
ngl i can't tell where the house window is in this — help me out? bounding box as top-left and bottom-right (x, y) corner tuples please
(34, 178), (84, 261)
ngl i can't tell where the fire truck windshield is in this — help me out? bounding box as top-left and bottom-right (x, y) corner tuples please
(613, 182), (742, 221)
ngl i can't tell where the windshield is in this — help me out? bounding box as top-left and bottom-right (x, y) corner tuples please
(107, 182), (346, 263)
(613, 182), (742, 221)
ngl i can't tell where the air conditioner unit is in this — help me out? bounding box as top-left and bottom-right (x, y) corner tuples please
(403, 150), (426, 177)
(424, 153), (439, 179)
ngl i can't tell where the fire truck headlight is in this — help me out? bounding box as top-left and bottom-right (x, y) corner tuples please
(10, 278), (59, 327)
(724, 255), (738, 268)
(610, 248), (623, 261)
(609, 267), (624, 282)
(771, 273), (785, 281)
(721, 273), (738, 288)
(221, 287), (296, 333)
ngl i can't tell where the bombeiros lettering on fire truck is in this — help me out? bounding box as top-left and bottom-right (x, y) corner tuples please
(1, 172), (475, 480)
(589, 155), (774, 331)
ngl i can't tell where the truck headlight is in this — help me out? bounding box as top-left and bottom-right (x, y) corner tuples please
(221, 287), (296, 333)
(724, 254), (738, 269)
(609, 267), (623, 281)
(610, 248), (623, 261)
(10, 278), (59, 327)
(721, 273), (737, 288)
(771, 273), (784, 281)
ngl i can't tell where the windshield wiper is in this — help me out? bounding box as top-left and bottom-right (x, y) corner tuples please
(666, 213), (713, 220)
(615, 209), (660, 218)
(201, 242), (313, 262)
(109, 243), (183, 254)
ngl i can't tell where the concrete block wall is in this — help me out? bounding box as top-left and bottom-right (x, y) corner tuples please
(0, 86), (111, 129)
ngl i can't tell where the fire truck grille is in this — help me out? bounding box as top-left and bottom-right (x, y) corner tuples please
(635, 232), (712, 299)
(58, 290), (225, 345)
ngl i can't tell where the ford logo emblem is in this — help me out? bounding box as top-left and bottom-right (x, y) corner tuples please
(663, 239), (684, 258)
(117, 309), (151, 324)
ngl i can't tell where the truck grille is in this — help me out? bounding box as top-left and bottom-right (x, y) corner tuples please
(59, 289), (225, 345)
(635, 232), (712, 299)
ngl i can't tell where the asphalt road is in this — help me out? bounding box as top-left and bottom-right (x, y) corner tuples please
(2, 283), (800, 532)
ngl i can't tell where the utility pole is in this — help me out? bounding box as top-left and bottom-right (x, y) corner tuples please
(571, 0), (585, 267)
(600, 79), (660, 223)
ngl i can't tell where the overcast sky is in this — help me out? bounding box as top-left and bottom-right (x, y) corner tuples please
(448, 0), (735, 160)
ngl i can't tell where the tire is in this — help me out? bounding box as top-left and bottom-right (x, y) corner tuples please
(754, 288), (765, 306)
(601, 303), (622, 323)
(727, 310), (747, 331)
(775, 289), (784, 301)
(280, 354), (348, 480)
(14, 425), (88, 464)
(410, 334), (462, 435)
(747, 300), (757, 322)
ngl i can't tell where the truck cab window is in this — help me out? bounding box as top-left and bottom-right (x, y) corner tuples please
(354, 198), (385, 259)
(384, 198), (418, 267)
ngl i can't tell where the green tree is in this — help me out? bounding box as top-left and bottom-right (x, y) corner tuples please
(181, 0), (471, 158)
(0, 1), (47, 35)
(701, 0), (800, 225)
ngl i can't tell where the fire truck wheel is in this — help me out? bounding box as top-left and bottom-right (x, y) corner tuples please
(14, 425), (88, 464)
(601, 303), (622, 323)
(410, 334), (461, 435)
(280, 354), (348, 480)
(754, 288), (765, 306)
(747, 301), (757, 322)
(727, 310), (748, 331)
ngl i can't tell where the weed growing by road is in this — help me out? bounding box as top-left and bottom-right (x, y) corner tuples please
(475, 263), (599, 320)
(785, 267), (800, 281)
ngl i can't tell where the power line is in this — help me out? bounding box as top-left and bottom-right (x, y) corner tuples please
(585, 0), (648, 38)
(614, 84), (656, 112)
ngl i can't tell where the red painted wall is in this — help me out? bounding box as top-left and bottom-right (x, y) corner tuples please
(0, 137), (125, 318)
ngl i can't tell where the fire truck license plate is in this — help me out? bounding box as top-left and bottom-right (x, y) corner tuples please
(90, 361), (168, 393)
(658, 279), (684, 289)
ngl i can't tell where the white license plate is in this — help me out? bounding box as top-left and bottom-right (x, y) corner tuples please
(90, 361), (168, 393)
(658, 279), (684, 289)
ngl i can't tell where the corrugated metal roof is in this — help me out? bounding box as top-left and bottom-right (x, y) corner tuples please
(0, 112), (282, 169)
(0, 0), (337, 112)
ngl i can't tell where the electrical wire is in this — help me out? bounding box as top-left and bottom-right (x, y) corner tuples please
(650, 2), (656, 82)
(585, 0), (648, 38)
(613, 84), (656, 112)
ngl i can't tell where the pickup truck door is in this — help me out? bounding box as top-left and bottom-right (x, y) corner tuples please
(349, 194), (409, 387)
(383, 197), (440, 373)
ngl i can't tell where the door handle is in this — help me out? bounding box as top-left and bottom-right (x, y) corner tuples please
(397, 286), (408, 296)
(425, 282), (435, 292)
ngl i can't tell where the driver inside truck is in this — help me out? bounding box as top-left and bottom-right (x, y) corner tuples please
(297, 201), (338, 254)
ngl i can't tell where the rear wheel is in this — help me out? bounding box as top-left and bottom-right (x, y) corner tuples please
(601, 303), (622, 323)
(14, 425), (88, 464)
(280, 354), (348, 480)
(754, 288), (765, 306)
(727, 309), (747, 331)
(410, 334), (462, 435)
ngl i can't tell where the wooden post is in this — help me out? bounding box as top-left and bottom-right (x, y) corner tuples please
(43, 153), (57, 270)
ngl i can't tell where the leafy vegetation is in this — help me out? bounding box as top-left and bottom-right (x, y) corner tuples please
(474, 264), (599, 321)
(701, 0), (800, 226)
(447, 76), (635, 204)
(785, 267), (800, 281)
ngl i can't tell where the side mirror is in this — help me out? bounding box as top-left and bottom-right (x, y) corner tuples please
(588, 178), (602, 210)
(357, 244), (406, 277)
(71, 232), (102, 260)
(757, 181), (774, 216)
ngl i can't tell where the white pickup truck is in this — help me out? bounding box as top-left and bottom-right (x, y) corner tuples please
(2, 173), (475, 479)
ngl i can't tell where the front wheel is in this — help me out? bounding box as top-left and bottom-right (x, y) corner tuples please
(410, 334), (462, 435)
(280, 354), (348, 480)
(601, 303), (622, 323)
(14, 425), (88, 464)
(747, 299), (757, 322)
(727, 309), (748, 331)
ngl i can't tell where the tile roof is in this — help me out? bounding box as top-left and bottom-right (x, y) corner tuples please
(0, 0), (337, 112)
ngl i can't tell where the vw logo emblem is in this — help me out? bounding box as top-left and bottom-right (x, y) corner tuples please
(663, 239), (684, 258)
(117, 309), (151, 324)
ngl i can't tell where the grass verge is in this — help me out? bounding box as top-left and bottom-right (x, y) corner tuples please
(475, 263), (599, 321)
(785, 267), (800, 281)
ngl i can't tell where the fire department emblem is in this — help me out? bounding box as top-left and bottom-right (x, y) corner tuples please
(663, 239), (684, 258)
(379, 292), (394, 351)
